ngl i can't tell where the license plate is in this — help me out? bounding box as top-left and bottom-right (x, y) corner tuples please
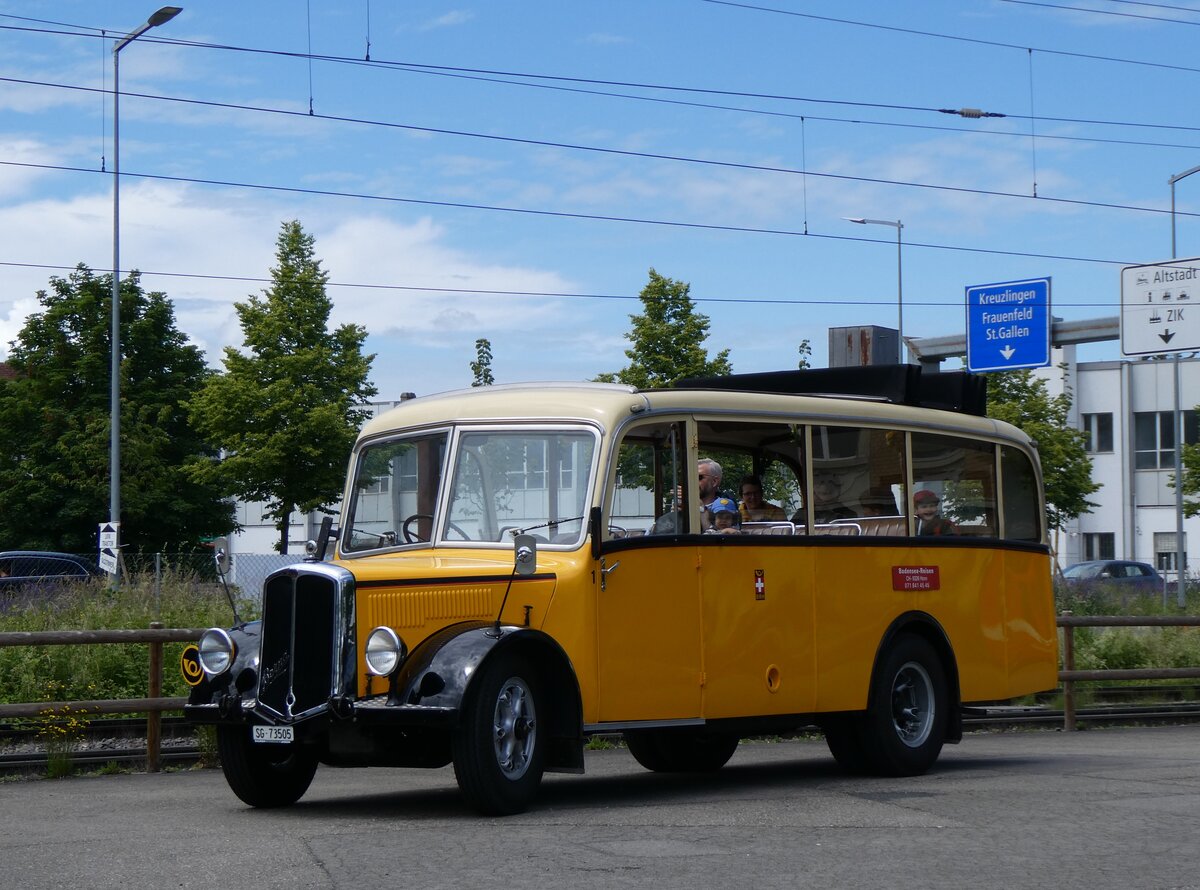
(252, 725), (294, 744)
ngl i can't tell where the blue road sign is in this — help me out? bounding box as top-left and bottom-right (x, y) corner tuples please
(965, 277), (1052, 373)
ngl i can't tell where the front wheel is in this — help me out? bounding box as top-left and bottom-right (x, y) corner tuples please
(452, 653), (545, 815)
(859, 634), (949, 777)
(216, 725), (318, 808)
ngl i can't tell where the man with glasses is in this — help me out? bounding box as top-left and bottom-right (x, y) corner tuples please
(651, 457), (730, 534)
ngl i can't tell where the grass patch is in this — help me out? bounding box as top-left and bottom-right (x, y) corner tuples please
(1054, 580), (1200, 694)
(0, 571), (250, 709)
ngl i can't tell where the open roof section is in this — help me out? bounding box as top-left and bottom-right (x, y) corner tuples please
(672, 365), (987, 417)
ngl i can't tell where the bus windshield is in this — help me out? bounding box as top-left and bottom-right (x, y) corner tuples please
(343, 427), (597, 552)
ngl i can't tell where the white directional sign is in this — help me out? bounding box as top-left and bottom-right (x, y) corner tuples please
(98, 522), (119, 550)
(1121, 258), (1200, 356)
(98, 521), (120, 574)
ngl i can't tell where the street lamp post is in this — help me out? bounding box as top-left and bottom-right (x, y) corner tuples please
(1167, 167), (1200, 607)
(846, 217), (904, 363)
(110, 6), (182, 579)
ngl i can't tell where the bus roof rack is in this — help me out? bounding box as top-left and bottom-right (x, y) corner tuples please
(671, 365), (987, 417)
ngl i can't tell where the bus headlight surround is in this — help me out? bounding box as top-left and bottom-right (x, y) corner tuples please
(197, 628), (236, 677)
(365, 626), (407, 677)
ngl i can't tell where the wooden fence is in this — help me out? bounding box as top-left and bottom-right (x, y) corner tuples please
(3, 614), (1200, 769)
(0, 625), (205, 772)
(1057, 612), (1200, 730)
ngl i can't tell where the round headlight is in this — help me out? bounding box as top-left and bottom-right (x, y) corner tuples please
(365, 626), (407, 677)
(197, 628), (236, 677)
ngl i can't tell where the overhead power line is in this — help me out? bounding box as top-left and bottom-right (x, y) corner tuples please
(0, 157), (1154, 269)
(0, 259), (1128, 310)
(4, 19), (1200, 137)
(699, 0), (1200, 77)
(3, 76), (1198, 222)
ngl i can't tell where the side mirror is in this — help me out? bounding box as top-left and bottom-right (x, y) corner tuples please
(514, 533), (537, 576)
(212, 536), (230, 575)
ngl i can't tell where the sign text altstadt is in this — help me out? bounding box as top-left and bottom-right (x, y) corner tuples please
(1120, 258), (1200, 356)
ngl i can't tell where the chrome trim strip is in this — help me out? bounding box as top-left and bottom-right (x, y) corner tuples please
(583, 717), (706, 732)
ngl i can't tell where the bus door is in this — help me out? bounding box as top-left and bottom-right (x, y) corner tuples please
(693, 426), (817, 719)
(595, 420), (703, 723)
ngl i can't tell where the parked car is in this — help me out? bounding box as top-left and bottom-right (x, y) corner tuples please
(0, 551), (100, 589)
(1061, 559), (1164, 594)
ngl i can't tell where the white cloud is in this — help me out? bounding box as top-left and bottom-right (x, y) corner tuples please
(420, 11), (475, 31)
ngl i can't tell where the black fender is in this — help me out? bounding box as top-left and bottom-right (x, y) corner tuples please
(391, 620), (585, 772)
(185, 621), (262, 713)
(869, 611), (963, 744)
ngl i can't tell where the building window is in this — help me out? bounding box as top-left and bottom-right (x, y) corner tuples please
(1134, 410), (1198, 469)
(1154, 531), (1187, 573)
(1082, 413), (1113, 453)
(1082, 532), (1115, 561)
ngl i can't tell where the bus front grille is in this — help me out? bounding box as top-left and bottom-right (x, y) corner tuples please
(257, 569), (340, 722)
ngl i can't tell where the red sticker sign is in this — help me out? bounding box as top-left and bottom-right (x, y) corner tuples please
(892, 565), (940, 591)
(754, 569), (766, 600)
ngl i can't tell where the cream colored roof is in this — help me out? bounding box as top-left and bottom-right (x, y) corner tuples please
(358, 381), (1030, 447)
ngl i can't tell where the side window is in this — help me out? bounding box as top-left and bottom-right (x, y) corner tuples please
(910, 433), (998, 537)
(810, 424), (905, 527)
(1001, 445), (1042, 543)
(609, 421), (687, 537)
(698, 420), (805, 529)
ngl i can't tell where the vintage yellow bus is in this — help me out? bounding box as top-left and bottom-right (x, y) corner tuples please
(186, 367), (1058, 815)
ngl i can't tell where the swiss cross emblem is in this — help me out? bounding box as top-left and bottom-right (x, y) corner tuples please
(754, 569), (765, 601)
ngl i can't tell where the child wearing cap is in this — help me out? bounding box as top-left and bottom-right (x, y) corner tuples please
(914, 489), (957, 536)
(707, 497), (742, 535)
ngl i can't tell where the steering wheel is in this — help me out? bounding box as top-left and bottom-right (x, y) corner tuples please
(402, 514), (472, 543)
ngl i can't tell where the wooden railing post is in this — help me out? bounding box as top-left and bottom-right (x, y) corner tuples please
(147, 621), (163, 772)
(1061, 611), (1076, 732)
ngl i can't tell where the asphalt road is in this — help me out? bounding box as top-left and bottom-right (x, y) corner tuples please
(2, 726), (1198, 889)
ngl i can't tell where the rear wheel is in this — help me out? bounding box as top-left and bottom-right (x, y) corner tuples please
(452, 653), (545, 815)
(216, 725), (318, 808)
(624, 729), (739, 773)
(859, 634), (948, 776)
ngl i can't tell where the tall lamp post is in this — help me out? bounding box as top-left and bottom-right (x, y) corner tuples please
(1167, 166), (1200, 606)
(110, 6), (182, 578)
(846, 217), (904, 362)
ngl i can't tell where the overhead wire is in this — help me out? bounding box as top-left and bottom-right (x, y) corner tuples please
(0, 258), (1126, 309)
(2, 75), (1196, 224)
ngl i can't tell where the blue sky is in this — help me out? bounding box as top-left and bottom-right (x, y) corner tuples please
(2, 1), (1199, 397)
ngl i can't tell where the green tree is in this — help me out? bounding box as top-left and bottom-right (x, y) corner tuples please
(985, 368), (1098, 531)
(1180, 419), (1200, 517)
(0, 265), (232, 552)
(471, 337), (495, 386)
(187, 221), (377, 553)
(596, 268), (732, 388)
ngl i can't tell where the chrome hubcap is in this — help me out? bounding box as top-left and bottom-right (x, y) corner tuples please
(492, 676), (536, 779)
(891, 660), (934, 748)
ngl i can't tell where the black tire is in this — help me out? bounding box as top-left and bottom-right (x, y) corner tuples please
(452, 653), (545, 815)
(216, 725), (318, 808)
(858, 633), (949, 777)
(624, 729), (739, 773)
(821, 715), (871, 774)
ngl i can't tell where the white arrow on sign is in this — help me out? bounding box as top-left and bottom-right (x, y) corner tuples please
(1000, 345), (1015, 359)
(98, 548), (118, 574)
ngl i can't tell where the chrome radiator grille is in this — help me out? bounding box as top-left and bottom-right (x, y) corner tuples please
(257, 567), (344, 722)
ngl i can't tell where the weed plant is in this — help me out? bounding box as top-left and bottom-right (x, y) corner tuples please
(1054, 580), (1200, 698)
(0, 572), (248, 707)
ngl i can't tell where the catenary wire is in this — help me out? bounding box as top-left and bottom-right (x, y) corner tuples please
(2, 76), (1197, 222)
(0, 259), (1126, 309)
